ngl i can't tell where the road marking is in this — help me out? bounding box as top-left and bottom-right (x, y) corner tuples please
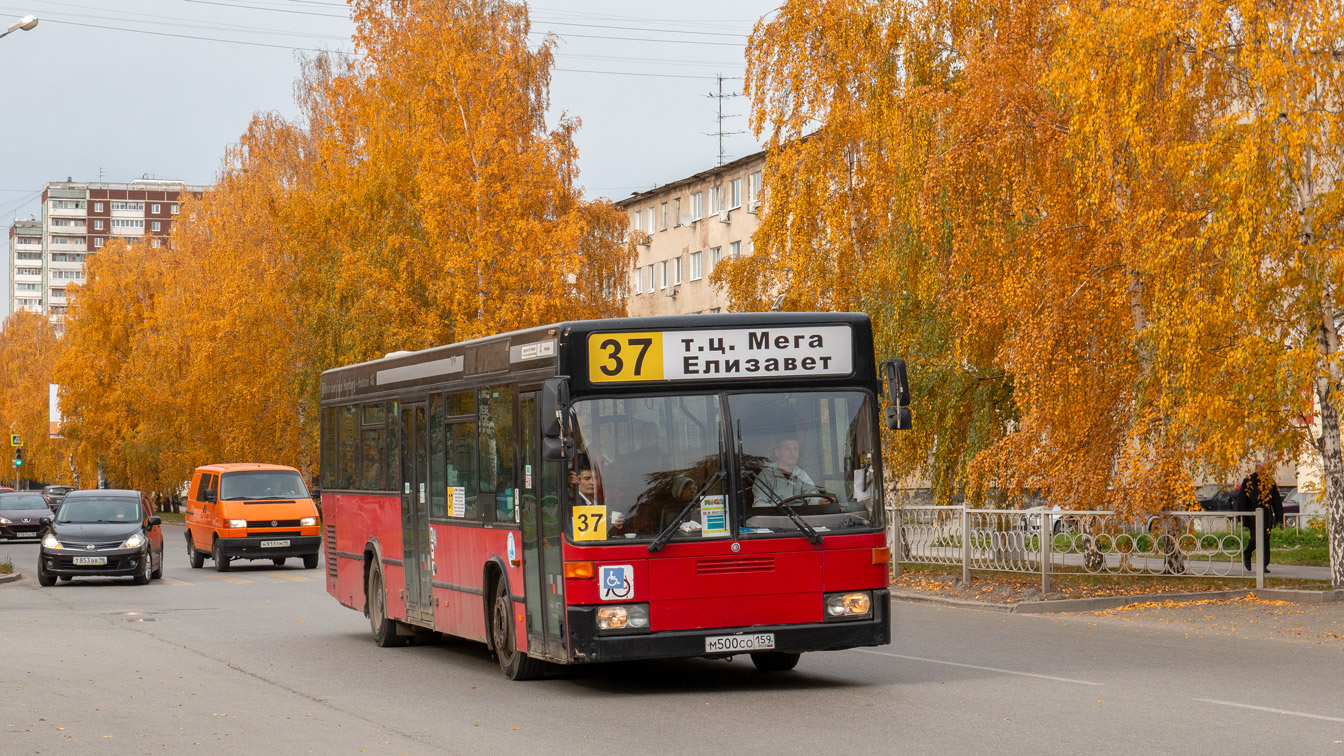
(159, 577), (193, 586)
(262, 572), (314, 582)
(1194, 698), (1344, 723)
(857, 649), (1104, 686)
(206, 575), (255, 584)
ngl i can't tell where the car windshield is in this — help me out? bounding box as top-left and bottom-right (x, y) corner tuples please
(0, 493), (49, 510)
(219, 470), (309, 501)
(58, 497), (141, 523)
(566, 390), (881, 543)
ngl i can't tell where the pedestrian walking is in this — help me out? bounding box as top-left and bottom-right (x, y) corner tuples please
(1237, 465), (1284, 573)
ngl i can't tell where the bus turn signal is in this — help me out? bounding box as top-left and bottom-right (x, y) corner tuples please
(564, 561), (594, 579)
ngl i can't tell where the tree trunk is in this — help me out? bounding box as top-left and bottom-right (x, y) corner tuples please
(1313, 309), (1344, 589)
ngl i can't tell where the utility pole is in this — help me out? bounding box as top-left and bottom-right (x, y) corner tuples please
(704, 74), (744, 166)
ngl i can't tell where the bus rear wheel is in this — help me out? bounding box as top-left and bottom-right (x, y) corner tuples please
(490, 578), (546, 681)
(367, 564), (407, 648)
(750, 651), (801, 672)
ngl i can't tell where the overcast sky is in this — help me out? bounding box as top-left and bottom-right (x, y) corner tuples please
(0, 0), (780, 310)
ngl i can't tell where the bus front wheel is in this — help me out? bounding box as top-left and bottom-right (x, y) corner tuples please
(750, 651), (801, 672)
(490, 578), (546, 681)
(367, 564), (407, 648)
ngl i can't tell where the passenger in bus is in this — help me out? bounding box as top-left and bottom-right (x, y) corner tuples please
(751, 435), (818, 506)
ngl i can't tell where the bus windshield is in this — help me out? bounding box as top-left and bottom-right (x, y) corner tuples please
(567, 390), (881, 543)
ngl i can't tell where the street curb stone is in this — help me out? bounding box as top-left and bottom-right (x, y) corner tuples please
(891, 586), (1344, 614)
(0, 572), (21, 585)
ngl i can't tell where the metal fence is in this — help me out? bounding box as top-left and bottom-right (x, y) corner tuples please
(888, 505), (1269, 591)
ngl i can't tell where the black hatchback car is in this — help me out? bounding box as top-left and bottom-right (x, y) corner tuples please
(41, 485), (76, 512)
(37, 489), (164, 586)
(0, 492), (52, 540)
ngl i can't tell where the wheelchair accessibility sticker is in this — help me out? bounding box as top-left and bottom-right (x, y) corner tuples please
(599, 564), (634, 601)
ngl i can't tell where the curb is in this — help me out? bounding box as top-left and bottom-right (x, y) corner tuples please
(891, 587), (1344, 614)
(0, 572), (21, 585)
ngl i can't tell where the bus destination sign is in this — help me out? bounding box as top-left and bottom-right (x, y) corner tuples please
(587, 325), (853, 383)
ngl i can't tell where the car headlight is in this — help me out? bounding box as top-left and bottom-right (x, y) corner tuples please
(120, 532), (146, 549)
(824, 591), (873, 621)
(300, 517), (317, 527)
(595, 604), (650, 633)
(42, 532), (62, 549)
(228, 519), (247, 529)
(0, 516), (10, 525)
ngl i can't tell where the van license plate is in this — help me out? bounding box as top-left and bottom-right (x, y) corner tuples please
(261, 540), (290, 548)
(705, 633), (775, 653)
(73, 556), (106, 565)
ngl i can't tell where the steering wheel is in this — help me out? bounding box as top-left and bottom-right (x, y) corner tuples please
(771, 492), (838, 511)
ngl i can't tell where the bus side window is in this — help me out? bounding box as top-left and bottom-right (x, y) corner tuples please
(337, 405), (359, 489)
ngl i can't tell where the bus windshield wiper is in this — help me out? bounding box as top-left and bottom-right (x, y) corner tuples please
(647, 471), (724, 554)
(755, 486), (826, 546)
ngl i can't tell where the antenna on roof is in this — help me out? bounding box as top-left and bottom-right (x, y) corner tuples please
(704, 74), (744, 167)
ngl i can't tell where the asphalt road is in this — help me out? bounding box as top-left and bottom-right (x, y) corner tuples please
(2, 524), (1342, 756)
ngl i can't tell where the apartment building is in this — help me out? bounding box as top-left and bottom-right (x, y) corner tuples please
(618, 150), (766, 316)
(9, 178), (209, 330)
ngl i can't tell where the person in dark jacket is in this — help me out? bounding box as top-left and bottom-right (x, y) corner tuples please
(1237, 466), (1284, 573)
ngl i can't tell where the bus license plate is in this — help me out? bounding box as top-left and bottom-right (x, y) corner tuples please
(73, 556), (106, 565)
(705, 633), (775, 653)
(261, 540), (290, 548)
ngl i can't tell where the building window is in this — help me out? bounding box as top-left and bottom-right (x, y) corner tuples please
(692, 192), (703, 220)
(632, 211), (643, 233)
(152, 221), (162, 232)
(672, 256), (682, 285)
(94, 202), (104, 212)
(660, 202), (668, 231)
(748, 172), (762, 204)
(17, 283), (40, 292)
(152, 204), (161, 214)
(674, 198), (682, 226)
(730, 179), (741, 209)
(94, 220), (104, 230)
(634, 268), (642, 294)
(646, 208), (655, 233)
(730, 241), (741, 258)
(710, 186), (722, 215)
(646, 265), (654, 292)
(690, 251), (702, 281)
(710, 247), (721, 272)
(170, 204), (179, 214)
(94, 238), (104, 248)
(151, 238), (162, 248)
(657, 261), (667, 290)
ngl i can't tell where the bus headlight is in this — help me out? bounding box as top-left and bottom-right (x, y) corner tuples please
(596, 604), (650, 633)
(824, 591), (873, 621)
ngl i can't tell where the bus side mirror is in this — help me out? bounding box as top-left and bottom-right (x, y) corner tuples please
(881, 358), (912, 431)
(541, 377), (576, 461)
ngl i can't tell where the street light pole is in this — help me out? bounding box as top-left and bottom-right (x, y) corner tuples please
(0, 14), (38, 41)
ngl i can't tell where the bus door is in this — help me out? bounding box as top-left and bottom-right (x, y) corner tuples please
(520, 391), (566, 659)
(399, 402), (432, 623)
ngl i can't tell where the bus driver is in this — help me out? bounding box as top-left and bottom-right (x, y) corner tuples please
(752, 434), (819, 506)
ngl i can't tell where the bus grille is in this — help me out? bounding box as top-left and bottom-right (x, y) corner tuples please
(696, 556), (774, 575)
(325, 525), (338, 578)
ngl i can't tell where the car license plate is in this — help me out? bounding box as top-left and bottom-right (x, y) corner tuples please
(73, 556), (106, 566)
(704, 633), (775, 653)
(260, 540), (290, 548)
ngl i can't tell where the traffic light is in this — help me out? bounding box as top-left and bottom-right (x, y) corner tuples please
(13, 448), (22, 467)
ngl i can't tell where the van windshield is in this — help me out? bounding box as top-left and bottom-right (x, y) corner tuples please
(220, 471), (309, 501)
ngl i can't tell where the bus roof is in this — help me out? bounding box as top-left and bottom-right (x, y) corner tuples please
(320, 312), (875, 403)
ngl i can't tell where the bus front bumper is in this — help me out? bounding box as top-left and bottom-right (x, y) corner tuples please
(566, 589), (890, 663)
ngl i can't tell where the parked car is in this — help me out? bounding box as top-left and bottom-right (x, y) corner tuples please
(0, 491), (53, 540)
(41, 485), (76, 512)
(37, 489), (164, 586)
(184, 463), (321, 571)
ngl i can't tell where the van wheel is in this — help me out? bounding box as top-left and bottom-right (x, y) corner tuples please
(303, 553), (319, 570)
(272, 558), (287, 567)
(212, 540), (231, 572)
(187, 534), (204, 569)
(750, 652), (801, 672)
(367, 564), (407, 647)
(490, 578), (546, 680)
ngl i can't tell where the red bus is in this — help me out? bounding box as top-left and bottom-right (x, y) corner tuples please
(319, 312), (909, 679)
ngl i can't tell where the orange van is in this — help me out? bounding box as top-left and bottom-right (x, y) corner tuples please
(184, 463), (321, 572)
